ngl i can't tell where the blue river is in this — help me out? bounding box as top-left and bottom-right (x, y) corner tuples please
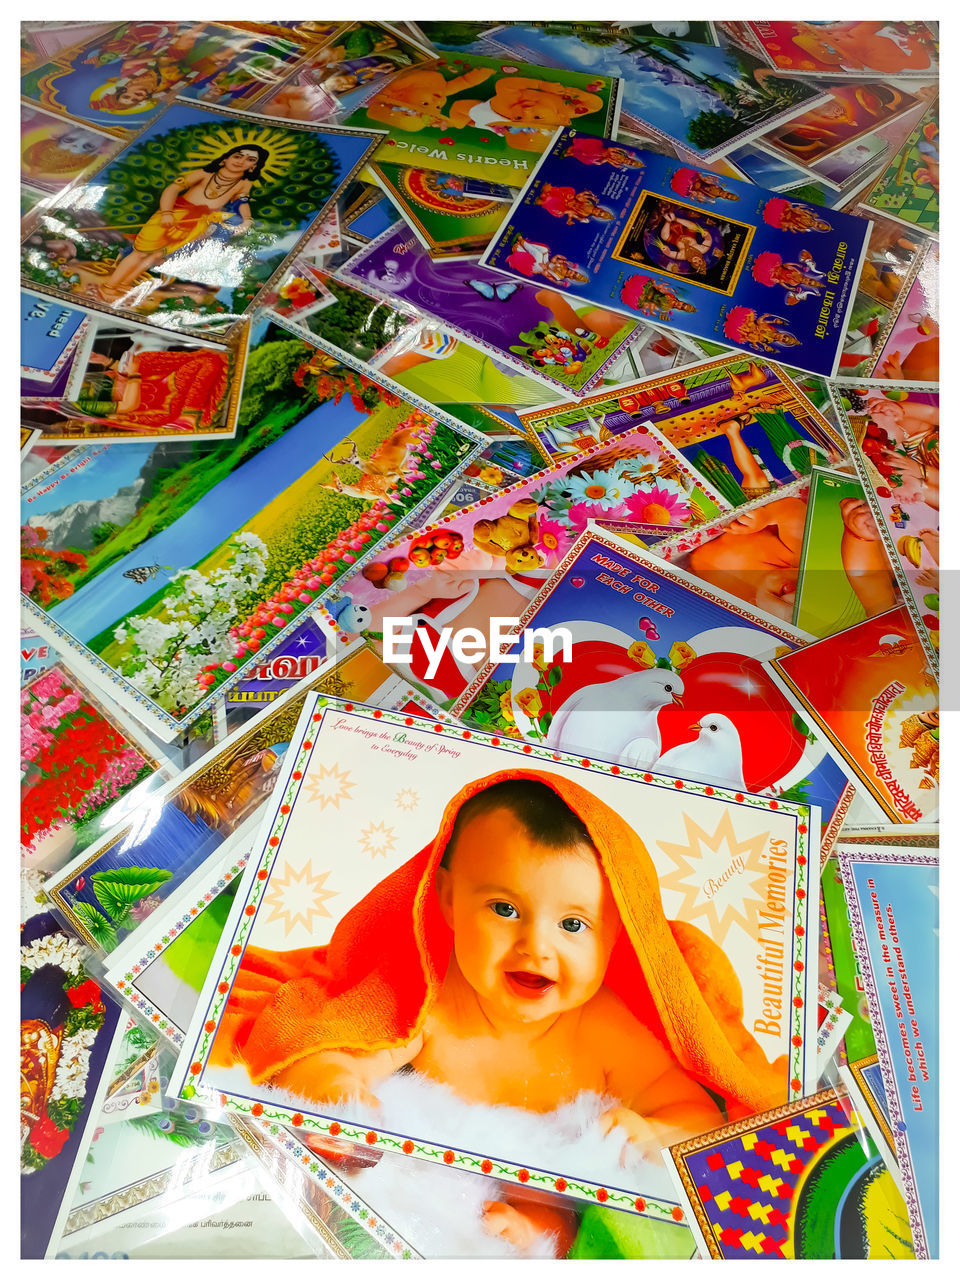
(50, 399), (365, 644)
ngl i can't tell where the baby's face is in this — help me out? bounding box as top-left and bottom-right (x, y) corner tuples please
(436, 808), (620, 1025)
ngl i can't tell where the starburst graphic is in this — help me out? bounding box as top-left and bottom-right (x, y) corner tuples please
(394, 788), (420, 812)
(359, 821), (398, 859)
(302, 762), (355, 810)
(658, 811), (770, 944)
(263, 860), (337, 936)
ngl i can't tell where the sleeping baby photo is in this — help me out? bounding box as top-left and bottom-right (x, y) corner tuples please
(194, 699), (815, 1217)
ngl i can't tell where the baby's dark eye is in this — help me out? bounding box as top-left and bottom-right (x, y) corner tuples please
(561, 917), (588, 933)
(491, 902), (519, 919)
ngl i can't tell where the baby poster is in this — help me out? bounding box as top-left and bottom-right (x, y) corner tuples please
(768, 606), (938, 825)
(176, 696), (817, 1219)
(480, 130), (872, 377)
(343, 53), (621, 187)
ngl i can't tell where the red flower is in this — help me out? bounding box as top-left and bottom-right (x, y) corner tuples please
(791, 1077), (802, 1092)
(329, 1123), (341, 1136)
(481, 1159), (493, 1174)
(204, 1021), (216, 1033)
(596, 1187), (608, 1203)
(402, 1140), (414, 1154)
(252, 1104), (263, 1117)
(555, 1178), (567, 1193)
(671, 1207), (683, 1222)
(792, 1035), (803, 1047)
(66, 979), (102, 1010)
(794, 961), (804, 972)
(443, 1150), (455, 1164)
(793, 996), (804, 1008)
(365, 1131), (377, 1144)
(635, 1197), (646, 1212)
(292, 1113), (303, 1126)
(30, 1113), (70, 1159)
(517, 1168), (530, 1183)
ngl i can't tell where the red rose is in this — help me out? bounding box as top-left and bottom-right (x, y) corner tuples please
(555, 1178), (567, 1193)
(30, 1113), (70, 1159)
(517, 1169), (530, 1183)
(66, 979), (102, 1009)
(443, 1150), (455, 1164)
(329, 1123), (341, 1136)
(596, 1187), (608, 1203)
(252, 1104), (263, 1117)
(402, 1140), (414, 1154)
(481, 1159), (493, 1174)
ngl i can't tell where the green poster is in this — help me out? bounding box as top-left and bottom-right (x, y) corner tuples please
(369, 161), (508, 257)
(344, 52), (620, 186)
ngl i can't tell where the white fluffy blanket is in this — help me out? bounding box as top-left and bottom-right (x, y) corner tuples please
(210, 1065), (677, 1257)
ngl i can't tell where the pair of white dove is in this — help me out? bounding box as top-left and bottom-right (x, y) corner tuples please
(543, 666), (747, 790)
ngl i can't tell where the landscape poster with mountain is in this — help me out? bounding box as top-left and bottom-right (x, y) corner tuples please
(19, 317), (485, 740)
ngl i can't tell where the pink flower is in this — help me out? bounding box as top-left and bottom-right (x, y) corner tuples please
(566, 499), (631, 530)
(537, 517), (574, 558)
(623, 485), (691, 526)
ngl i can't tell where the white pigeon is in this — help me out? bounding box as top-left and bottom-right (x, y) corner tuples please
(544, 668), (684, 767)
(654, 713), (746, 790)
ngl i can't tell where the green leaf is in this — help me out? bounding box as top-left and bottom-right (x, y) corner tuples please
(72, 901), (118, 950)
(540, 712), (553, 733)
(547, 666), (563, 687)
(91, 866), (173, 921)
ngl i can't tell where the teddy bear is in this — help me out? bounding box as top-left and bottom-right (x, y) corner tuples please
(471, 498), (544, 574)
(363, 65), (495, 131)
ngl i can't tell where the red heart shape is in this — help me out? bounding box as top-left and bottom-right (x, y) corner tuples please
(439, 136), (454, 145)
(570, 577), (585, 588)
(656, 654), (805, 792)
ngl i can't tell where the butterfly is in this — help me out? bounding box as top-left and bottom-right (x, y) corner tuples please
(122, 563), (169, 585)
(467, 279), (520, 302)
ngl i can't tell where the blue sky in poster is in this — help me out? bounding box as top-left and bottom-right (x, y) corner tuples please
(847, 856), (938, 1258)
(483, 131), (871, 377)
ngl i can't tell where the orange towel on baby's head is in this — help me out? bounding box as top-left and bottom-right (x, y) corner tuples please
(211, 768), (787, 1116)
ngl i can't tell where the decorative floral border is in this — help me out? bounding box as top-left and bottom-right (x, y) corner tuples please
(236, 1116), (419, 1259)
(179, 696), (814, 1212)
(108, 858), (248, 1047)
(836, 846), (938, 1259)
